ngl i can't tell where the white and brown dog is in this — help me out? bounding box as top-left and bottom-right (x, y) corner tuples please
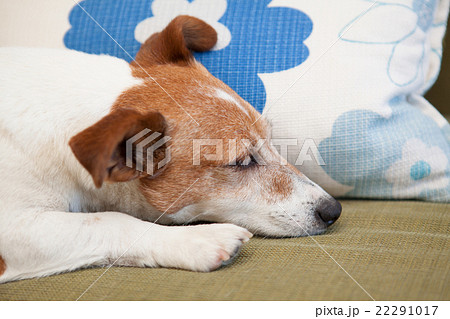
(0, 16), (341, 283)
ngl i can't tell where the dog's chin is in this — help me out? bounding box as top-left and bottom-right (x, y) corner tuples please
(247, 212), (334, 238)
(246, 223), (330, 238)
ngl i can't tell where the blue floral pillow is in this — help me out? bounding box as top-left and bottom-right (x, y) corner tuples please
(64, 0), (312, 113)
(64, 0), (450, 202)
(5, 0), (447, 201)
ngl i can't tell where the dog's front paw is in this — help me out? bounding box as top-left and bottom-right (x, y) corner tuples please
(154, 224), (252, 272)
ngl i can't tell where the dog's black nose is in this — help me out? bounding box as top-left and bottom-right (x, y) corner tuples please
(315, 198), (342, 226)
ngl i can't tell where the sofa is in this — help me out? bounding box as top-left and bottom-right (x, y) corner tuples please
(1, 200), (448, 300)
(0, 5), (449, 301)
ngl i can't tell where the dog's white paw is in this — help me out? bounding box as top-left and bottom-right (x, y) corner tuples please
(153, 224), (252, 272)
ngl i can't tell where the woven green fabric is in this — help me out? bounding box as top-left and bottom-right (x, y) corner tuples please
(1, 200), (449, 300)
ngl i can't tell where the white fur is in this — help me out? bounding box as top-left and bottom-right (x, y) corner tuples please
(0, 48), (335, 283)
(166, 142), (334, 237)
(215, 88), (250, 116)
(0, 48), (251, 283)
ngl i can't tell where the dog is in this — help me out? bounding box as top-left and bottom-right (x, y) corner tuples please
(0, 15), (341, 283)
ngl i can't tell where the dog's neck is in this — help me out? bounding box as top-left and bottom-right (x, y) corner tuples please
(69, 180), (161, 221)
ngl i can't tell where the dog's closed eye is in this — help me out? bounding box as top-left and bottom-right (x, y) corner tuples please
(230, 154), (258, 168)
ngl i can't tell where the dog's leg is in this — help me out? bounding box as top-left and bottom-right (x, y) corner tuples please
(0, 210), (252, 283)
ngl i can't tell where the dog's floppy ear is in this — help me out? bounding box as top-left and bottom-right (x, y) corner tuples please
(69, 108), (168, 188)
(132, 15), (217, 68)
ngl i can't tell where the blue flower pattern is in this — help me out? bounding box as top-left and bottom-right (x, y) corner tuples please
(318, 97), (450, 201)
(340, 0), (438, 87)
(410, 160), (431, 180)
(64, 0), (313, 112)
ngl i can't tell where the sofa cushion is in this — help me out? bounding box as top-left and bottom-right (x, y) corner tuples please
(1, 0), (449, 201)
(1, 200), (448, 300)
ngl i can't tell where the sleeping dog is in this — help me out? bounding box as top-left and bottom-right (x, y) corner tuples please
(0, 16), (341, 283)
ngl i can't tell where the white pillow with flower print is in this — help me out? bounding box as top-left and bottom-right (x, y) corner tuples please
(263, 0), (450, 202)
(0, 0), (449, 201)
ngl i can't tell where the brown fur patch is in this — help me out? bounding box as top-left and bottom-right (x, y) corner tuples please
(110, 63), (272, 213)
(132, 15), (217, 70)
(69, 108), (167, 188)
(71, 15), (298, 216)
(107, 16), (294, 213)
(0, 256), (6, 276)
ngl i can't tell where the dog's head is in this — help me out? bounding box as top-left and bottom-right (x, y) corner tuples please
(69, 15), (341, 237)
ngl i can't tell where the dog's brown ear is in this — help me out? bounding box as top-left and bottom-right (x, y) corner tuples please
(69, 108), (168, 188)
(132, 15), (217, 68)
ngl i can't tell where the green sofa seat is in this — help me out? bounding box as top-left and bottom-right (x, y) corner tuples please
(1, 200), (448, 300)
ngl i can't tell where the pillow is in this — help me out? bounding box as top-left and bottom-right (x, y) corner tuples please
(1, 0), (449, 202)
